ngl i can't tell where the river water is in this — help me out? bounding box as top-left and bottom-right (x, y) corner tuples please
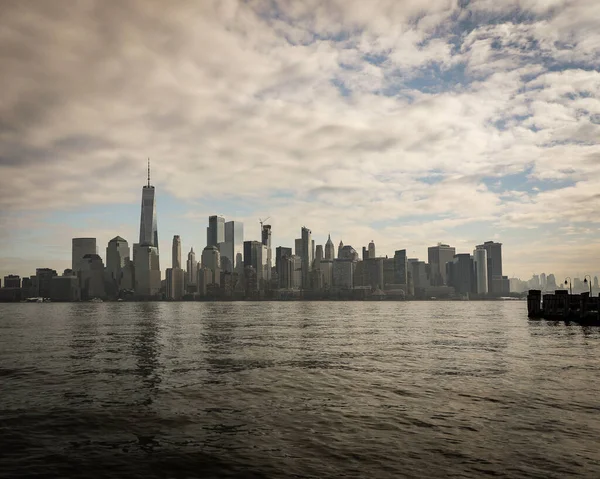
(0, 301), (599, 478)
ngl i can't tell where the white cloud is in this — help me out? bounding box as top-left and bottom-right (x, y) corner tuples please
(1, 0), (600, 281)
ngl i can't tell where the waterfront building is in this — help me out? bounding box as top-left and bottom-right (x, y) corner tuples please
(368, 240), (376, 259)
(202, 245), (221, 285)
(133, 244), (161, 298)
(50, 272), (80, 302)
(261, 224), (272, 282)
(207, 215), (225, 248)
(447, 254), (476, 296)
(72, 238), (97, 273)
(301, 227), (312, 289)
(166, 267), (185, 300)
(333, 259), (354, 289)
(320, 260), (333, 289)
(196, 266), (213, 296)
(224, 220), (244, 273)
(186, 248), (197, 291)
(427, 243), (455, 286)
(477, 241), (504, 294)
(106, 236), (130, 290)
(325, 234), (335, 260)
(409, 259), (430, 292)
(362, 257), (384, 289)
(383, 258), (395, 288)
(80, 255), (105, 299)
(3, 274), (21, 289)
(393, 250), (408, 285)
(280, 254), (302, 289)
(172, 235), (181, 269)
(473, 246), (488, 294)
(275, 246), (293, 288)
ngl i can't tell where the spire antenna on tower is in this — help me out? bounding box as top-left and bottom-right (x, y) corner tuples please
(147, 158), (151, 187)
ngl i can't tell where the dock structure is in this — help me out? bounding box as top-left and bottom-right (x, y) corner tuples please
(527, 290), (600, 325)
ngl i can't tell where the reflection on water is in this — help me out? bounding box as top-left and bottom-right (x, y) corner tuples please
(131, 303), (162, 407)
(1, 301), (600, 478)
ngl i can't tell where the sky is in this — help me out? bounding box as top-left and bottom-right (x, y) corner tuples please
(1, 0), (599, 282)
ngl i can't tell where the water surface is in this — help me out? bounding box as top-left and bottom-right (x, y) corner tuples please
(1, 301), (599, 478)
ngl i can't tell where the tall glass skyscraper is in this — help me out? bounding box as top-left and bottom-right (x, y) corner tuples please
(207, 215), (225, 248)
(139, 161), (159, 252)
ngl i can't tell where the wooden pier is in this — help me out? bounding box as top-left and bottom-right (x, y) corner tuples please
(527, 289), (600, 325)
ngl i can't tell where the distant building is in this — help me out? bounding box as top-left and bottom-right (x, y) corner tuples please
(186, 248), (197, 291)
(320, 259), (333, 289)
(477, 241), (503, 294)
(80, 255), (105, 299)
(72, 238), (97, 273)
(546, 274), (557, 291)
(447, 254), (475, 295)
(324, 234), (335, 260)
(3, 274), (21, 289)
(139, 161), (159, 254)
(368, 240), (376, 259)
(275, 246), (292, 288)
(393, 250), (408, 285)
(196, 266), (213, 296)
(333, 259), (354, 289)
(172, 235), (182, 269)
(428, 243), (455, 286)
(221, 220), (244, 273)
(207, 215), (225, 248)
(473, 247), (488, 294)
(338, 240), (344, 259)
(261, 224), (272, 282)
(202, 245), (221, 285)
(50, 272), (80, 302)
(106, 236), (130, 293)
(133, 244), (161, 298)
(166, 267), (185, 300)
(295, 238), (303, 259)
(280, 254), (302, 289)
(301, 227), (312, 289)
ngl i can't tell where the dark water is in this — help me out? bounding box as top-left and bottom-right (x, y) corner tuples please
(1, 301), (599, 478)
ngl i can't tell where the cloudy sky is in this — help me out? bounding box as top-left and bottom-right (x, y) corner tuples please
(1, 0), (599, 282)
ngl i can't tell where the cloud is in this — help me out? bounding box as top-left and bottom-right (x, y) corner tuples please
(1, 0), (599, 281)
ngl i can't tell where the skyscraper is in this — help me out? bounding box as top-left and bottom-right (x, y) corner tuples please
(477, 241), (503, 294)
(447, 254), (476, 295)
(186, 248), (197, 288)
(106, 236), (130, 295)
(276, 246), (292, 288)
(224, 221), (244, 272)
(202, 245), (221, 285)
(368, 240), (376, 259)
(428, 243), (455, 286)
(135, 160), (161, 297)
(301, 227), (312, 289)
(325, 234), (335, 260)
(473, 246), (488, 294)
(139, 160), (159, 252)
(393, 249), (408, 285)
(72, 238), (97, 272)
(207, 215), (225, 248)
(261, 224), (272, 281)
(338, 240), (344, 259)
(172, 235), (181, 269)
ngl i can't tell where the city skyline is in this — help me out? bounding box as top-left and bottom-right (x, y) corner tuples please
(1, 1), (600, 281)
